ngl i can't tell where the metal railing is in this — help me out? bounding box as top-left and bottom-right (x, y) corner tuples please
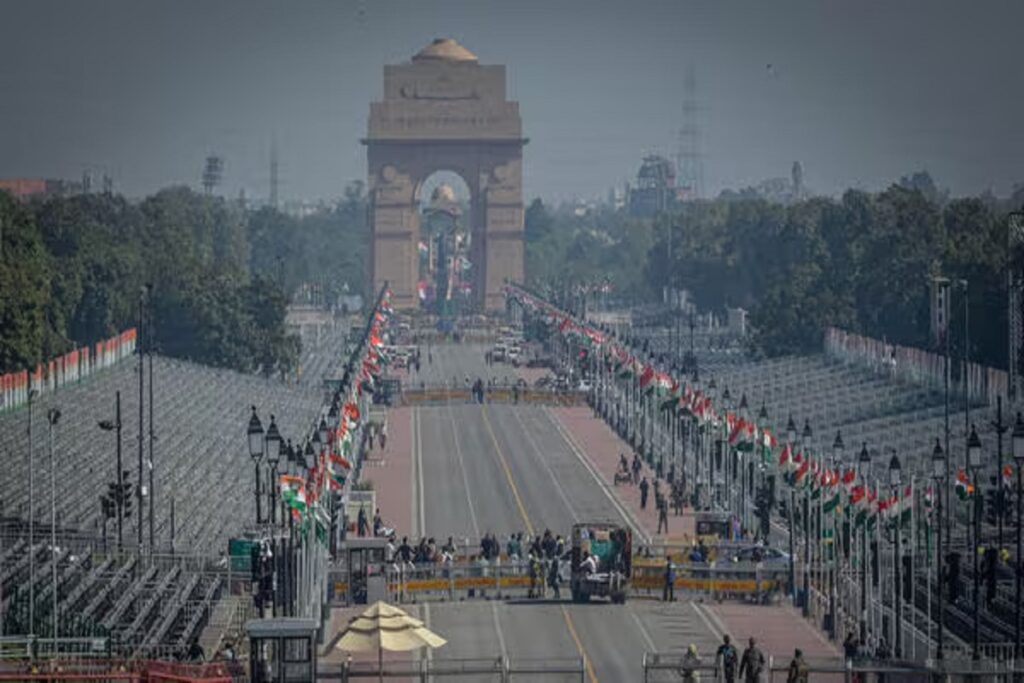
(642, 652), (1024, 682)
(321, 656), (584, 682)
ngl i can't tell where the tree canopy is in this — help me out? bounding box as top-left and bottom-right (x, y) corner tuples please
(0, 183), (369, 376)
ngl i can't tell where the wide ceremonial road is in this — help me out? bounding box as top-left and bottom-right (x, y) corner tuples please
(327, 343), (836, 681)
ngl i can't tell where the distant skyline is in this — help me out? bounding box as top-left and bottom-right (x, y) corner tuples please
(1, 0), (1022, 203)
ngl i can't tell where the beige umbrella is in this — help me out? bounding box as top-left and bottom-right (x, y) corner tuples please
(335, 601), (447, 681)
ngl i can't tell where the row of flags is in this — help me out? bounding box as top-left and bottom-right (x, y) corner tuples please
(505, 284), (999, 530)
(277, 290), (395, 545)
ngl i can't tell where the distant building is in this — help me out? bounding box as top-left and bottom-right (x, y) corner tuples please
(0, 178), (85, 201)
(628, 155), (677, 217)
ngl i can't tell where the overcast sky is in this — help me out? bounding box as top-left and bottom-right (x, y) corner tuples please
(1, 0), (1022, 203)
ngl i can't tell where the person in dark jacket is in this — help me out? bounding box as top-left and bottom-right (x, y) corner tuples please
(739, 638), (765, 683)
(640, 477), (650, 509)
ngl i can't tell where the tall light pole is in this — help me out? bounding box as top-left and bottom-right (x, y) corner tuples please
(147, 282), (155, 552)
(97, 392), (124, 550)
(931, 438), (945, 663)
(802, 418), (813, 619)
(787, 415), (797, 607)
(247, 407), (265, 524)
(889, 452), (902, 658)
(1013, 413), (1024, 663)
(137, 286), (146, 550)
(27, 388), (37, 635)
(46, 407), (60, 640)
(967, 423), (983, 661)
(859, 442), (872, 645)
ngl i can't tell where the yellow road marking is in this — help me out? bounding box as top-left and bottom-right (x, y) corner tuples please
(480, 405), (535, 537)
(481, 404), (598, 682)
(561, 606), (599, 683)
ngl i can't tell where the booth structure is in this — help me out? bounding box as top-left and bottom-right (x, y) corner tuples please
(246, 618), (319, 683)
(338, 538), (388, 605)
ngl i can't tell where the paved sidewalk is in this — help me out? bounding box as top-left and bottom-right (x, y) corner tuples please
(707, 602), (840, 659)
(550, 405), (694, 541)
(358, 405), (413, 538)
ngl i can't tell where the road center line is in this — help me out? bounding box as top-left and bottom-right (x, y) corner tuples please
(414, 407), (425, 536)
(479, 404), (534, 536)
(561, 606), (599, 683)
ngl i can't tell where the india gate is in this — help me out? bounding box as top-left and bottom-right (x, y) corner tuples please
(364, 38), (526, 311)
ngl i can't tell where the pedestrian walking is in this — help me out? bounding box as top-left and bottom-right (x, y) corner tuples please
(657, 494), (669, 534)
(680, 644), (701, 682)
(632, 453), (642, 484)
(738, 638), (765, 683)
(715, 635), (738, 683)
(548, 555), (561, 599)
(785, 648), (808, 683)
(357, 507), (368, 537)
(379, 422), (388, 450)
(640, 476), (649, 510)
(662, 558), (675, 602)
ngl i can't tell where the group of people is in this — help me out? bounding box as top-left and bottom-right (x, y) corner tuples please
(364, 421), (388, 451)
(355, 506), (391, 538)
(617, 452), (686, 535)
(681, 635), (809, 683)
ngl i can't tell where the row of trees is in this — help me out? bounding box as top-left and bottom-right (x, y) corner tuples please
(0, 183), (369, 376)
(524, 176), (1024, 369)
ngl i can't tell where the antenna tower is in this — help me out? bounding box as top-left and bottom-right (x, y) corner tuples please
(270, 138), (279, 209)
(675, 65), (704, 201)
(202, 156), (224, 195)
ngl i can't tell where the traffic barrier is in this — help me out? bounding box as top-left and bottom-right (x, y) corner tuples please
(399, 388), (585, 407)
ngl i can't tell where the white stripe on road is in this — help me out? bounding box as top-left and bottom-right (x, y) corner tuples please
(542, 407), (651, 545)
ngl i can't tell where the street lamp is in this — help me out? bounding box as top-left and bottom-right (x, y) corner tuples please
(318, 417), (330, 451)
(967, 423), (983, 661)
(98, 391), (124, 550)
(932, 437), (946, 662)
(266, 415), (282, 525)
(787, 415), (797, 446)
(859, 442), (872, 644)
(889, 451), (903, 658)
(1013, 413), (1024, 662)
(802, 419), (813, 449)
(247, 407), (265, 524)
(758, 401), (768, 423)
(833, 431), (844, 462)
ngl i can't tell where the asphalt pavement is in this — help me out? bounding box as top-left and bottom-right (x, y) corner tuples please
(409, 344), (723, 681)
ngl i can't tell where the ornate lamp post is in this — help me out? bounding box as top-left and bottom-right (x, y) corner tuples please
(247, 407), (265, 524)
(889, 452), (902, 658)
(265, 416), (282, 525)
(967, 424), (983, 661)
(931, 438), (946, 663)
(829, 430), (844, 640)
(859, 442), (872, 645)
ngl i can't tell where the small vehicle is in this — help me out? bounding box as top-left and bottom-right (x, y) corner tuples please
(570, 522), (631, 604)
(731, 545), (790, 566)
(506, 347), (521, 366)
(694, 510), (735, 542)
(577, 379), (592, 392)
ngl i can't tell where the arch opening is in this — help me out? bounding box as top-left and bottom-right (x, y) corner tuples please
(415, 171), (474, 316)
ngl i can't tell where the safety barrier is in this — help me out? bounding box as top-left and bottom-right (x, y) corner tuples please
(400, 388), (585, 407)
(331, 558), (788, 605)
(0, 659), (242, 683)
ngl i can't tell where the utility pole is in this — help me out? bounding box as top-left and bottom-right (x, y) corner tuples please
(147, 283), (155, 551)
(137, 287), (145, 550)
(47, 407), (60, 641)
(27, 387), (36, 635)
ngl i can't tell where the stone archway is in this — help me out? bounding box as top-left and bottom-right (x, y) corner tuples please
(364, 38), (526, 311)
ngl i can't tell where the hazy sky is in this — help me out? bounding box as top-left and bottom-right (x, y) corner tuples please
(1, 0), (1022, 203)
